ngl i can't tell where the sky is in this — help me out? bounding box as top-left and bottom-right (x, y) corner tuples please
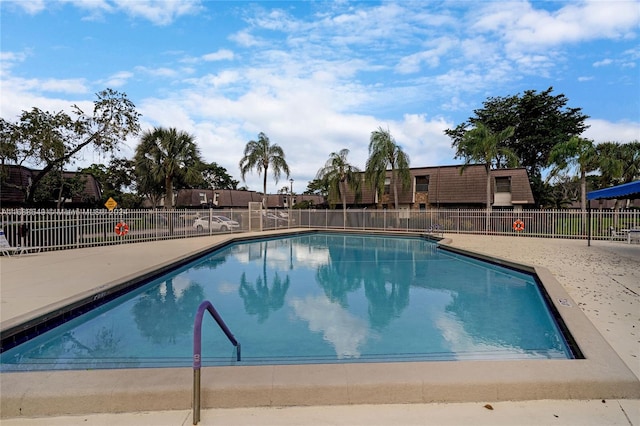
(1, 0), (639, 194)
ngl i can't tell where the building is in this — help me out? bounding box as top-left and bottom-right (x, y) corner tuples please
(1, 163), (534, 211)
(173, 188), (325, 209)
(0, 165), (102, 208)
(342, 165), (535, 210)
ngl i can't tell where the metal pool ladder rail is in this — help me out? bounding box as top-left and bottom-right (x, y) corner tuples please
(193, 300), (241, 425)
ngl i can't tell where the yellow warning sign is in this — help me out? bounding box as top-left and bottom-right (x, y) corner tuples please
(105, 197), (118, 211)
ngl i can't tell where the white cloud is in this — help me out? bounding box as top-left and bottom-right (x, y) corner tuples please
(39, 78), (88, 93)
(229, 30), (263, 47)
(474, 1), (640, 49)
(112, 0), (202, 26)
(134, 66), (181, 78)
(202, 49), (234, 62)
(2, 0), (48, 14)
(0, 89), (59, 120)
(102, 71), (133, 88)
(249, 7), (300, 32)
(0, 51), (28, 63)
(183, 71), (241, 89)
(583, 119), (640, 143)
(3, 0), (201, 25)
(1, 75), (88, 98)
(594, 58), (614, 67)
(0, 50), (30, 73)
(395, 37), (457, 74)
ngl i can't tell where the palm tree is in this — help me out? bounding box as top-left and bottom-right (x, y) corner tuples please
(453, 122), (517, 211)
(316, 149), (361, 224)
(618, 141), (640, 209)
(134, 127), (202, 211)
(239, 132), (290, 207)
(548, 136), (598, 211)
(365, 127), (411, 209)
(619, 141), (640, 184)
(595, 142), (629, 224)
(597, 142), (625, 186)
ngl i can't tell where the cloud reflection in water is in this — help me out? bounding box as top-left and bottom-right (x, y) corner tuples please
(289, 295), (371, 359)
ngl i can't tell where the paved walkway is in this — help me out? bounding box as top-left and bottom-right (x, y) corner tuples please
(1, 231), (639, 425)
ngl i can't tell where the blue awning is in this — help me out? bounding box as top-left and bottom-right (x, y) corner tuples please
(587, 180), (640, 200)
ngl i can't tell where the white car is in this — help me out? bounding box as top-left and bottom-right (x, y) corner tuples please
(193, 215), (239, 232)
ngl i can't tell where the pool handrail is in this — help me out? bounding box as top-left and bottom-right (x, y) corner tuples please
(192, 300), (241, 425)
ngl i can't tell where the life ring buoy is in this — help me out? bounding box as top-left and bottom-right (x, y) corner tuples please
(115, 222), (129, 236)
(513, 220), (525, 232)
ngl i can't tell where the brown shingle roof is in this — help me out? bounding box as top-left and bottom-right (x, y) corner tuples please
(340, 164), (534, 207)
(491, 168), (534, 205)
(175, 189), (263, 208)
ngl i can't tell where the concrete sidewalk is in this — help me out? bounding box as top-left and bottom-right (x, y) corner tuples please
(1, 231), (639, 425)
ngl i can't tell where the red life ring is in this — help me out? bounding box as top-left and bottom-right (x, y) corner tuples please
(513, 220), (525, 232)
(115, 222), (129, 236)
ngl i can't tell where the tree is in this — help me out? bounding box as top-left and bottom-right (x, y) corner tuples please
(81, 157), (141, 208)
(0, 118), (18, 166)
(239, 132), (290, 207)
(541, 174), (580, 209)
(304, 178), (329, 197)
(613, 141), (640, 209)
(596, 142), (625, 188)
(134, 127), (202, 211)
(453, 122), (517, 211)
(198, 161), (239, 190)
(548, 136), (597, 211)
(445, 87), (589, 205)
(316, 149), (361, 221)
(365, 127), (410, 209)
(32, 169), (88, 209)
(0, 89), (140, 206)
(619, 141), (640, 184)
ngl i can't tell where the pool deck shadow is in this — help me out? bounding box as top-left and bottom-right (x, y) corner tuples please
(1, 229), (639, 420)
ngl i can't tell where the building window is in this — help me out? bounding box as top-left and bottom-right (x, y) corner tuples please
(415, 175), (429, 192)
(384, 177), (391, 194)
(495, 177), (511, 193)
(199, 192), (207, 204)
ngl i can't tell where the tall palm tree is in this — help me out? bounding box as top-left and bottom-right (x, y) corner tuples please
(239, 132), (290, 207)
(316, 149), (361, 224)
(597, 142), (624, 183)
(365, 127), (410, 209)
(595, 142), (627, 218)
(618, 141), (640, 209)
(453, 122), (516, 211)
(134, 127), (202, 211)
(619, 141), (640, 184)
(548, 136), (598, 211)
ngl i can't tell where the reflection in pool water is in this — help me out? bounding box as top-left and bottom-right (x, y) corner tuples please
(1, 233), (572, 371)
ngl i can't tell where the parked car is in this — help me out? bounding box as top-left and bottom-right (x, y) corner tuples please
(193, 215), (240, 232)
(263, 212), (289, 228)
(179, 212), (201, 224)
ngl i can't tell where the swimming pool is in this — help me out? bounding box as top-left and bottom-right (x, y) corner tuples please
(1, 233), (573, 371)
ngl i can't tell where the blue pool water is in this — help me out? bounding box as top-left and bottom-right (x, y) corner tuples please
(1, 233), (573, 371)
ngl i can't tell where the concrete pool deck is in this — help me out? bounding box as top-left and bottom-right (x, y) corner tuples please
(1, 230), (639, 425)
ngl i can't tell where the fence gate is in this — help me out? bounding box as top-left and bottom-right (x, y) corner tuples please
(248, 202), (262, 232)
